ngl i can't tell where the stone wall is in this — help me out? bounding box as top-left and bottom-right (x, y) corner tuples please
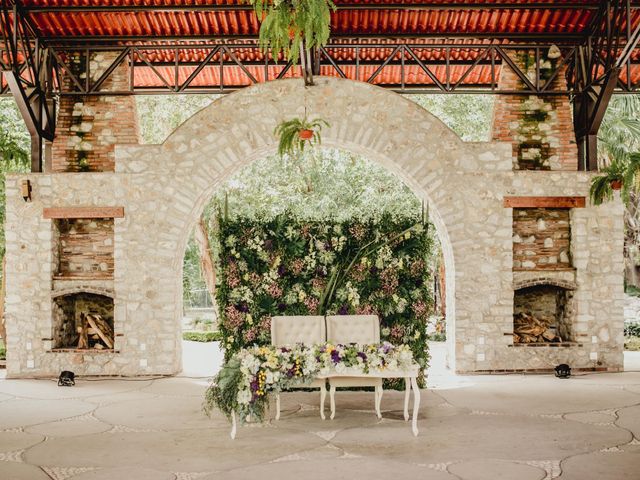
(492, 50), (578, 171)
(513, 208), (571, 270)
(51, 52), (139, 172)
(4, 77), (625, 377)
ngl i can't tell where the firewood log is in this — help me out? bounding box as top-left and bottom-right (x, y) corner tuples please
(86, 314), (114, 349)
(77, 314), (89, 349)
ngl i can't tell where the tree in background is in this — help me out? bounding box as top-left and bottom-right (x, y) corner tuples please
(597, 96), (640, 288)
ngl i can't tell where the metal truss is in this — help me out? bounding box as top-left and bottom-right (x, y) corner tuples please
(0, 0), (57, 171)
(17, 43), (621, 96)
(3, 0), (640, 172)
(567, 0), (640, 170)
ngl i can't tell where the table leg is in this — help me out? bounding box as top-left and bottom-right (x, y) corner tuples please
(320, 384), (326, 420)
(403, 378), (410, 421)
(374, 385), (382, 419)
(230, 411), (237, 440)
(410, 377), (420, 436)
(330, 385), (336, 420)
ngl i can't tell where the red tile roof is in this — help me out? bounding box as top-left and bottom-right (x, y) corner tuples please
(8, 1), (640, 90)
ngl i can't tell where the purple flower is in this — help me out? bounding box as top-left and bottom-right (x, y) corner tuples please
(278, 303), (287, 312)
(278, 265), (286, 277)
(238, 303), (249, 313)
(331, 350), (341, 364)
(338, 305), (349, 315)
(382, 343), (392, 354)
(357, 352), (367, 362)
(370, 266), (379, 275)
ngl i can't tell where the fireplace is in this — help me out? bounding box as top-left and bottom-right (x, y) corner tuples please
(52, 292), (115, 350)
(513, 284), (574, 344)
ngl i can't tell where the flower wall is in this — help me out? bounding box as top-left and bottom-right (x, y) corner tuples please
(215, 213), (435, 382)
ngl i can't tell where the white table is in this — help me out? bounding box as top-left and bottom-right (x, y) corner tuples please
(230, 366), (421, 439)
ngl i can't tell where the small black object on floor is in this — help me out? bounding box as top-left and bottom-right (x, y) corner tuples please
(555, 364), (571, 378)
(58, 370), (75, 386)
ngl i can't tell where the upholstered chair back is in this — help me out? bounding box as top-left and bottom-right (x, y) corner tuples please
(271, 315), (326, 346)
(326, 315), (380, 345)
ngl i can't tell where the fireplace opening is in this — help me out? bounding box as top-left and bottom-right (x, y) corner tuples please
(52, 292), (114, 350)
(513, 284), (574, 344)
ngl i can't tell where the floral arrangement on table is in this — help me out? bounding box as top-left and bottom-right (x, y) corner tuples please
(203, 342), (416, 424)
(214, 212), (435, 388)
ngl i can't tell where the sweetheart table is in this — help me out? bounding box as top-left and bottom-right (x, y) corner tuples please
(230, 365), (421, 439)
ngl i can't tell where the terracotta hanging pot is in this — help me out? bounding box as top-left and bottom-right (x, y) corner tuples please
(610, 179), (623, 190)
(298, 129), (314, 140)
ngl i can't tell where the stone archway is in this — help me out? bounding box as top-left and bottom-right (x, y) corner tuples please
(6, 76), (623, 378)
(117, 77), (515, 374)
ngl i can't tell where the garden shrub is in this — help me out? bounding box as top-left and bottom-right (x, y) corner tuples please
(215, 212), (435, 386)
(625, 322), (640, 338)
(182, 331), (222, 342)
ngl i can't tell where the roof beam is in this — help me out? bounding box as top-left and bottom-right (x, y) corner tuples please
(23, 3), (603, 13)
(43, 32), (586, 45)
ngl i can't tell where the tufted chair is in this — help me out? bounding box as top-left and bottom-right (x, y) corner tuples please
(325, 314), (383, 419)
(271, 315), (327, 420)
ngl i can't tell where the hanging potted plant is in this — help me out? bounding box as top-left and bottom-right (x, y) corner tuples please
(274, 116), (329, 156)
(248, 0), (336, 83)
(589, 154), (640, 205)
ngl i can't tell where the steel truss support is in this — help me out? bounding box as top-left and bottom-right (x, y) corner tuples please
(1, 0), (57, 172)
(37, 43), (595, 96)
(568, 0), (640, 171)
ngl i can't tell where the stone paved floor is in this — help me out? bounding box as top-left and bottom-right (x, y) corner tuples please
(0, 344), (639, 480)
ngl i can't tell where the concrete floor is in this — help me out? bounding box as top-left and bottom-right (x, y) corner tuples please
(0, 343), (639, 480)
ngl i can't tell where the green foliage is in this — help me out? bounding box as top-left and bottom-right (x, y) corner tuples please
(625, 322), (640, 338)
(212, 149), (422, 221)
(0, 339), (5, 361)
(626, 284), (640, 297)
(427, 333), (446, 342)
(250, 0), (336, 63)
(598, 96), (640, 167)
(274, 116), (329, 156)
(408, 94), (494, 142)
(203, 356), (244, 420)
(183, 331), (222, 342)
(135, 94), (220, 144)
(625, 336), (640, 351)
(214, 212), (435, 386)
(590, 154), (640, 205)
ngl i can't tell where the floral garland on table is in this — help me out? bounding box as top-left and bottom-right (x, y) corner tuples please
(203, 342), (417, 424)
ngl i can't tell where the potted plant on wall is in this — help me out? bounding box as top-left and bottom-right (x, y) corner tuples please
(275, 116), (329, 156)
(589, 154), (640, 205)
(249, 0), (336, 84)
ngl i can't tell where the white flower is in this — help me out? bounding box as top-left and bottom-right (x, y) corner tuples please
(237, 389), (251, 405)
(335, 362), (347, 373)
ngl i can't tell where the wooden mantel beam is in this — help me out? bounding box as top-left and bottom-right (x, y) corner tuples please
(43, 206), (125, 219)
(503, 196), (586, 208)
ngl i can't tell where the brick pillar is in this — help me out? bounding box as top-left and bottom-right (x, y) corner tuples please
(52, 52), (139, 172)
(491, 50), (577, 171)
